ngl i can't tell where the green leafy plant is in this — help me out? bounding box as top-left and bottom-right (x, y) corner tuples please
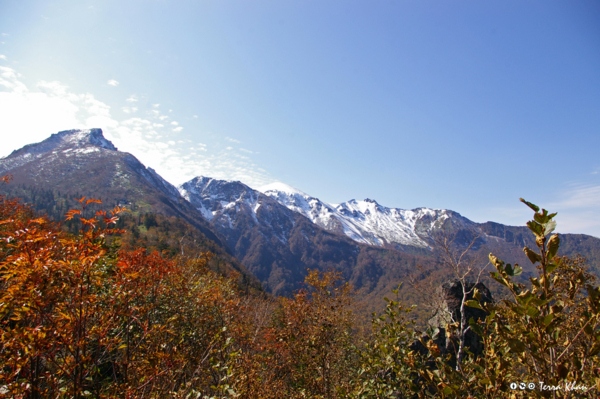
(464, 199), (600, 398)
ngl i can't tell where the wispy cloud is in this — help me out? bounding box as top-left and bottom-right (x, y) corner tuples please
(0, 65), (274, 189)
(240, 148), (253, 154)
(549, 185), (600, 210)
(126, 95), (138, 103)
(122, 106), (138, 114)
(107, 79), (119, 86)
(0, 55), (6, 60)
(545, 184), (600, 237)
(225, 136), (241, 143)
(470, 180), (600, 240)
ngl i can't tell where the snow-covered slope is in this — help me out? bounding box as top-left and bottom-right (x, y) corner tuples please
(180, 177), (261, 222)
(179, 177), (298, 244)
(259, 182), (476, 249)
(0, 128), (182, 202)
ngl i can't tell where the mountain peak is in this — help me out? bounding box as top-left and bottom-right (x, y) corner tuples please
(52, 128), (117, 151)
(3, 128), (117, 161)
(258, 182), (309, 197)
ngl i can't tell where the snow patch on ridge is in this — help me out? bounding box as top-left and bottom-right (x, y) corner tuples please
(261, 184), (470, 249)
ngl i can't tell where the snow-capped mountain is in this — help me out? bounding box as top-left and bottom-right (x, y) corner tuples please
(179, 176), (353, 294)
(179, 176), (297, 245)
(0, 128), (181, 201)
(5, 128), (600, 302)
(258, 182), (476, 250)
(0, 128), (231, 248)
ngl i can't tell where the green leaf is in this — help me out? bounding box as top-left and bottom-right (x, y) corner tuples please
(507, 339), (526, 353)
(465, 300), (483, 310)
(525, 305), (540, 318)
(531, 297), (551, 307)
(534, 212), (547, 224)
(524, 247), (542, 264)
(520, 198), (540, 212)
(516, 290), (533, 305)
(490, 272), (508, 287)
(506, 263), (514, 276)
(527, 221), (544, 237)
(513, 264), (523, 276)
(469, 317), (484, 336)
(546, 262), (558, 274)
(589, 342), (600, 357)
(489, 253), (504, 268)
(546, 234), (560, 260)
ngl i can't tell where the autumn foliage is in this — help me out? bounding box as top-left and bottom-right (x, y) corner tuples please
(0, 175), (361, 398)
(3, 173), (600, 398)
(0, 175), (242, 398)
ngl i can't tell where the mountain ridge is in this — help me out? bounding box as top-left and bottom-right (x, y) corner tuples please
(3, 129), (600, 306)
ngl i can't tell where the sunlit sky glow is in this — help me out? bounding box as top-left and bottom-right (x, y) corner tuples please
(1, 0), (599, 237)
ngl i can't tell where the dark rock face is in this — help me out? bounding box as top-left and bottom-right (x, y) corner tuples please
(438, 281), (493, 328)
(413, 280), (494, 368)
(436, 281), (493, 361)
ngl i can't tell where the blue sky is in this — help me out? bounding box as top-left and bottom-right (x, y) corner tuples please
(1, 0), (599, 237)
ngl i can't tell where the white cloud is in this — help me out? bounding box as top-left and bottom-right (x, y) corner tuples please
(550, 185), (600, 210)
(485, 184), (600, 239)
(193, 115), (198, 118)
(0, 65), (274, 189)
(240, 148), (253, 154)
(122, 106), (138, 114)
(126, 95), (138, 103)
(542, 184), (600, 238)
(158, 115), (168, 121)
(171, 121), (179, 126)
(152, 103), (160, 108)
(107, 79), (119, 86)
(225, 136), (241, 143)
(0, 66), (27, 93)
(0, 55), (6, 60)
(226, 146), (233, 150)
